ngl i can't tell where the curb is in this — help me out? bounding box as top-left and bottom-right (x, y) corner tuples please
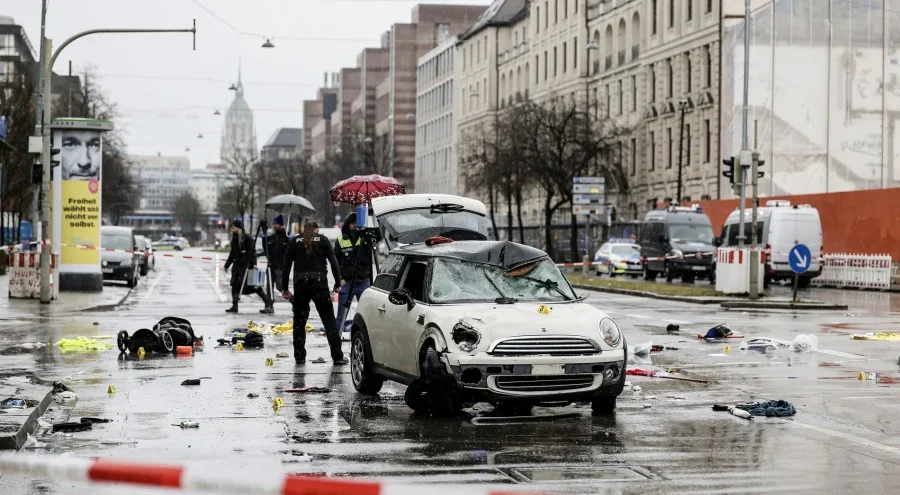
(720, 301), (849, 310)
(80, 287), (134, 312)
(0, 387), (53, 451)
(571, 284), (723, 305)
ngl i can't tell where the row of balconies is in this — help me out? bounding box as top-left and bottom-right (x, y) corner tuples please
(591, 45), (640, 75)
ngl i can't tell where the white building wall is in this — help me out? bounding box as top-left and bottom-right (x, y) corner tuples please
(416, 36), (459, 195)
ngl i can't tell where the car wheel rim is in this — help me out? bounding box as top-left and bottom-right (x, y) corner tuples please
(351, 338), (364, 386)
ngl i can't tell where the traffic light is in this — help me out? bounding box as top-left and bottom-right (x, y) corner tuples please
(722, 157), (736, 183)
(752, 151), (765, 178)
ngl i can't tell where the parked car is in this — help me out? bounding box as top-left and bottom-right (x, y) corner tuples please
(640, 205), (716, 283)
(349, 194), (627, 417)
(718, 200), (823, 288)
(134, 235), (148, 276)
(101, 226), (141, 288)
(594, 239), (642, 278)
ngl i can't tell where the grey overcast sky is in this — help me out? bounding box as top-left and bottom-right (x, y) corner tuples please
(1, 0), (489, 169)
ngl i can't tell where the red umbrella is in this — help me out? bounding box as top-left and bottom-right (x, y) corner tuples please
(329, 174), (405, 204)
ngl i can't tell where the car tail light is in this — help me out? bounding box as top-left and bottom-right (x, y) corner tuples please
(764, 244), (771, 263)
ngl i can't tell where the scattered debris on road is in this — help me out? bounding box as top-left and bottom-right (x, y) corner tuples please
(666, 323), (680, 333)
(181, 379), (201, 386)
(285, 387), (330, 394)
(276, 352), (289, 358)
(736, 400), (796, 417)
(851, 332), (900, 341)
(699, 324), (744, 340)
(57, 336), (115, 352)
(173, 421), (199, 428)
(247, 393), (259, 398)
(0, 398), (38, 408)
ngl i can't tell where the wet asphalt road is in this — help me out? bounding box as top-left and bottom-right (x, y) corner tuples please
(2, 248), (900, 494)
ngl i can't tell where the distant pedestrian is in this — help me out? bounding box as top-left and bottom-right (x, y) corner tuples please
(224, 219), (274, 314)
(266, 215), (290, 294)
(281, 221), (345, 365)
(334, 212), (374, 331)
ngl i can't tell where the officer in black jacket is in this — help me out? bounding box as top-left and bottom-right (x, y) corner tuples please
(281, 221), (345, 365)
(266, 215), (290, 292)
(224, 219), (274, 314)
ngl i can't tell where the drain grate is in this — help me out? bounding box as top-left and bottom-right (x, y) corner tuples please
(509, 465), (657, 482)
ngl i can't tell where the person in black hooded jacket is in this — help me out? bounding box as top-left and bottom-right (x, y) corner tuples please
(333, 212), (374, 328)
(224, 219), (274, 314)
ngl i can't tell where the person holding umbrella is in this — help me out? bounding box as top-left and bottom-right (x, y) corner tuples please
(281, 221), (346, 365)
(266, 215), (290, 294)
(224, 219), (274, 314)
(334, 212), (374, 334)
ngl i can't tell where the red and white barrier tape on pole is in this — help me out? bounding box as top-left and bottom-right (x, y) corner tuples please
(555, 248), (830, 268)
(0, 453), (536, 495)
(0, 241), (41, 253)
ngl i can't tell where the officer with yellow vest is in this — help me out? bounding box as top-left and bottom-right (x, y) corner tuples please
(334, 212), (373, 331)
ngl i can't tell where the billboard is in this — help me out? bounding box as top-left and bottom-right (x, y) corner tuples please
(51, 118), (112, 291)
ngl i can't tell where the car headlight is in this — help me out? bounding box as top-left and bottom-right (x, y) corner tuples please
(599, 317), (621, 347)
(452, 321), (481, 354)
(121, 257), (132, 266)
(670, 248), (684, 258)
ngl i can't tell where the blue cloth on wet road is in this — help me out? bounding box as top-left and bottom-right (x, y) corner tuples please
(736, 400), (796, 417)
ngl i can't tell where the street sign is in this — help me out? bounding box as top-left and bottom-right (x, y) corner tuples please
(572, 184), (604, 194)
(573, 194), (604, 205)
(788, 244), (811, 274)
(573, 177), (605, 184)
(572, 204), (606, 216)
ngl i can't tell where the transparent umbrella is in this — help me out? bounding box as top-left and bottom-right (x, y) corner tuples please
(264, 194), (316, 215)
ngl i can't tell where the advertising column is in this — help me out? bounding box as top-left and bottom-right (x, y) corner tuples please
(51, 118), (113, 291)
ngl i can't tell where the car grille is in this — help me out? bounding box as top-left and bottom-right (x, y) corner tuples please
(495, 374), (595, 392)
(490, 337), (599, 356)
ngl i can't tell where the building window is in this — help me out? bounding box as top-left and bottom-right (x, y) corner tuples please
(563, 0), (568, 18)
(536, 6), (541, 32)
(652, 0), (658, 35)
(573, 36), (578, 68)
(617, 80), (623, 115)
(686, 0), (693, 21)
(685, 53), (691, 93)
(545, 1), (549, 28)
(630, 138), (637, 176)
(574, 0), (578, 13)
(707, 0), (713, 14)
(554, 0), (558, 23)
(553, 47), (558, 77)
(631, 75), (637, 111)
(704, 119), (711, 163)
(562, 42), (567, 73)
(685, 124), (691, 166)
(437, 23), (450, 43)
(535, 55), (540, 83)
(705, 45), (712, 88)
(669, 0), (675, 28)
(667, 60), (673, 98)
(650, 132), (656, 171)
(477, 40), (481, 63)
(544, 51), (548, 80)
(667, 128), (673, 168)
(484, 36), (488, 58)
(649, 66), (656, 102)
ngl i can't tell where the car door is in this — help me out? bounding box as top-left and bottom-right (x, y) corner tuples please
(382, 259), (429, 376)
(595, 243), (610, 268)
(365, 254), (404, 366)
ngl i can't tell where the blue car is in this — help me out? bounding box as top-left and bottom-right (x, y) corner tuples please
(594, 240), (642, 278)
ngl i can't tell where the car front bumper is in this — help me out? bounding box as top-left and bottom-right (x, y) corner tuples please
(102, 265), (133, 280)
(444, 350), (626, 401)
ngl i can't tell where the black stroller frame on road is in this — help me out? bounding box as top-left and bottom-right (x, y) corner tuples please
(117, 317), (199, 354)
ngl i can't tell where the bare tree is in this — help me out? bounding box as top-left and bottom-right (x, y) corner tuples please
(173, 191), (202, 234)
(0, 68), (36, 245)
(221, 145), (258, 229)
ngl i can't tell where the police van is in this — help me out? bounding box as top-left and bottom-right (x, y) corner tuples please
(640, 205), (716, 283)
(719, 201), (822, 288)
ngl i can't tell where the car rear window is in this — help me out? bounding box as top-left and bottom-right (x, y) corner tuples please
(102, 234), (132, 251)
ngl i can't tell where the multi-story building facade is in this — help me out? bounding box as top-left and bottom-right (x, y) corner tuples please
(304, 84), (337, 164)
(190, 164), (231, 216)
(0, 15), (35, 84)
(122, 154), (192, 234)
(415, 36), (459, 194)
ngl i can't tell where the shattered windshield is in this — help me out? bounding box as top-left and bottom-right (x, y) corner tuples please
(429, 258), (576, 303)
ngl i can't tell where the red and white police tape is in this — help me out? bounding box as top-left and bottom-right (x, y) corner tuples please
(0, 453), (535, 495)
(555, 248), (829, 268)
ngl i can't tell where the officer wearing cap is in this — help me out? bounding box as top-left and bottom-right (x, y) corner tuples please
(266, 215), (290, 294)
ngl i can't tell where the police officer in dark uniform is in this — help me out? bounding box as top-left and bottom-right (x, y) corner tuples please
(224, 219), (274, 314)
(266, 215), (290, 293)
(281, 221), (345, 365)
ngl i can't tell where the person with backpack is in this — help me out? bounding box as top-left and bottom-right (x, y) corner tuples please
(224, 219), (274, 314)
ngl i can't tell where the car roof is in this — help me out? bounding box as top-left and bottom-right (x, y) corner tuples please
(102, 226), (133, 235)
(393, 240), (547, 269)
(372, 193), (487, 216)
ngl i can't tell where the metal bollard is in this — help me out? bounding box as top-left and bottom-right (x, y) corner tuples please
(582, 255), (590, 276)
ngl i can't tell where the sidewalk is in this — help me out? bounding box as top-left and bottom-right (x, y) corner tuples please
(0, 275), (132, 319)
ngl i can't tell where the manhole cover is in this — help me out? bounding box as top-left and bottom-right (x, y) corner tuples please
(510, 466), (655, 482)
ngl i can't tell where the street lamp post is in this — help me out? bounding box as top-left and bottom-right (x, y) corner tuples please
(676, 98), (689, 205)
(35, 22), (197, 303)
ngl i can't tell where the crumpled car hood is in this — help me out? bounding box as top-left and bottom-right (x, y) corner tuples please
(426, 301), (616, 352)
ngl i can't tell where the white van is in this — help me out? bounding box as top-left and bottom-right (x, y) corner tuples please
(719, 201), (823, 287)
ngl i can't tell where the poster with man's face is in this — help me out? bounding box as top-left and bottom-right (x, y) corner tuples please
(59, 130), (102, 180)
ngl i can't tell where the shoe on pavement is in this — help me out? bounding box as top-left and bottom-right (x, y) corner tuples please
(333, 358), (349, 365)
(260, 306), (275, 314)
(225, 305), (238, 313)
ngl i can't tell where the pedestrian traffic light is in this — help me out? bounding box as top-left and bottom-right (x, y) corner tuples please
(752, 151), (766, 178)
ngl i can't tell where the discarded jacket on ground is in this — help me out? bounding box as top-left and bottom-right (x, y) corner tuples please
(735, 400), (796, 417)
(57, 336), (115, 352)
(700, 324), (743, 340)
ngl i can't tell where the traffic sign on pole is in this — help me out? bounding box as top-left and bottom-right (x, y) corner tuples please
(572, 184), (604, 195)
(573, 177), (605, 184)
(572, 205), (605, 216)
(788, 244), (811, 274)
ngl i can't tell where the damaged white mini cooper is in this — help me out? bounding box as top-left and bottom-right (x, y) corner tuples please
(350, 194), (627, 416)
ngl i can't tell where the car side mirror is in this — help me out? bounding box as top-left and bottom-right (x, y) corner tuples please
(658, 234), (667, 244)
(714, 237), (722, 247)
(388, 287), (415, 310)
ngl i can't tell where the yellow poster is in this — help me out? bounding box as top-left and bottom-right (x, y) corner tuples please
(60, 180), (101, 264)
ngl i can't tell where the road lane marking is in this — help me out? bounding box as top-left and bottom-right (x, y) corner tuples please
(663, 318), (692, 324)
(794, 421), (900, 456)
(625, 314), (651, 319)
(817, 349), (867, 359)
(189, 258), (228, 303)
